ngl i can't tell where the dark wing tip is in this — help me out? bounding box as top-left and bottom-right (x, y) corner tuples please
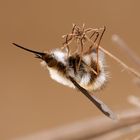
(95, 96), (118, 120)
(68, 76), (117, 120)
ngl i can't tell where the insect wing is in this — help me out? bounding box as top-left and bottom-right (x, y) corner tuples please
(69, 76), (117, 120)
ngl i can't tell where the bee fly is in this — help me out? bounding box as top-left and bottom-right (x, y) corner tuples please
(12, 25), (116, 120)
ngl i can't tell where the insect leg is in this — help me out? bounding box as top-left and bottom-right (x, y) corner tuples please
(96, 26), (106, 74)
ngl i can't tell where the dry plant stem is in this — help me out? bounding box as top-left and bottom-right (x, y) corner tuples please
(128, 95), (140, 108)
(92, 123), (140, 140)
(99, 46), (140, 79)
(112, 34), (140, 67)
(13, 108), (140, 140)
(133, 135), (140, 140)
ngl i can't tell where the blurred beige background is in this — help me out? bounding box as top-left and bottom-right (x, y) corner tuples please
(1, 0), (140, 140)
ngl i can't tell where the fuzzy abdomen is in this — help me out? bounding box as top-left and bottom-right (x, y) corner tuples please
(41, 49), (108, 92)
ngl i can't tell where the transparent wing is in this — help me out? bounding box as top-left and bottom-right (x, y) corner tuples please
(69, 76), (117, 120)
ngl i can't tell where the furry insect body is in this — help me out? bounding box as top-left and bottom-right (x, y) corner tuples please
(13, 43), (107, 91)
(13, 43), (116, 120)
(66, 50), (107, 91)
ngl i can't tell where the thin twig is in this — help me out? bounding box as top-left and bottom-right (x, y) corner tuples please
(128, 95), (140, 108)
(99, 46), (140, 79)
(112, 34), (140, 66)
(133, 135), (140, 140)
(13, 108), (140, 140)
(112, 34), (140, 86)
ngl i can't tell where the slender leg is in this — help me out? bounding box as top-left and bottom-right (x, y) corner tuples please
(82, 23), (85, 32)
(77, 38), (84, 71)
(84, 27), (106, 74)
(65, 35), (70, 56)
(74, 38), (80, 54)
(93, 32), (99, 42)
(62, 34), (74, 55)
(88, 31), (100, 51)
(89, 31), (96, 39)
(72, 24), (77, 34)
(96, 26), (106, 74)
(61, 24), (77, 54)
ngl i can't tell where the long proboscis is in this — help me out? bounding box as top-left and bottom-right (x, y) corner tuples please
(12, 43), (46, 58)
